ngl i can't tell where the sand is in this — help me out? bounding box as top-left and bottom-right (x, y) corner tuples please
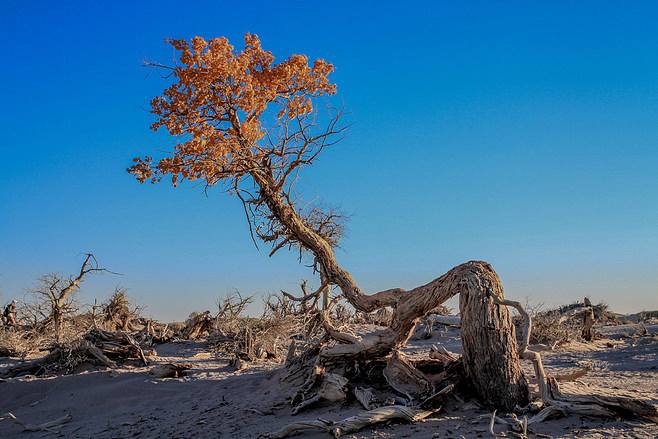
(1, 327), (656, 438)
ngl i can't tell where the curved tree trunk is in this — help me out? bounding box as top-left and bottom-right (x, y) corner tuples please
(316, 261), (529, 410)
(251, 170), (529, 410)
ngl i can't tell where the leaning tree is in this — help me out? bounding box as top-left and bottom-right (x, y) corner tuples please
(129, 33), (526, 409)
(129, 35), (657, 427)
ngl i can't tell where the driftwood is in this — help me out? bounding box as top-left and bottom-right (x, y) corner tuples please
(262, 405), (436, 438)
(0, 412), (72, 433)
(429, 344), (459, 362)
(182, 311), (214, 340)
(292, 372), (348, 414)
(150, 362), (191, 379)
(353, 387), (376, 410)
(426, 315), (461, 328)
(383, 351), (433, 402)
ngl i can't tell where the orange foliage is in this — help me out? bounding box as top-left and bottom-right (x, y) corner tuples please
(129, 33), (336, 187)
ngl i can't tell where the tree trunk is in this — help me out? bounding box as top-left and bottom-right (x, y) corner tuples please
(581, 308), (594, 341)
(459, 263), (529, 410)
(316, 262), (529, 410)
(53, 308), (63, 343)
(251, 171), (529, 410)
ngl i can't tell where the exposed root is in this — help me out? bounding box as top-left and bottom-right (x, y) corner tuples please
(492, 296), (658, 427)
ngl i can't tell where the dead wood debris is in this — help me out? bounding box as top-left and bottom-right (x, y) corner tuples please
(0, 329), (153, 378)
(528, 299), (619, 347)
(204, 292), (327, 369)
(261, 405), (436, 438)
(269, 294), (656, 438)
(0, 412), (72, 433)
(149, 362), (191, 379)
(491, 296), (658, 431)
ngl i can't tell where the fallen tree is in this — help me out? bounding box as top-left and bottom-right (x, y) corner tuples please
(0, 329), (152, 378)
(128, 33), (657, 436)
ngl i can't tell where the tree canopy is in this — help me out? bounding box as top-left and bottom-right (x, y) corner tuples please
(129, 33), (339, 189)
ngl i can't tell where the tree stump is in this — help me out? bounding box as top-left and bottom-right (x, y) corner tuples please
(458, 262), (529, 410)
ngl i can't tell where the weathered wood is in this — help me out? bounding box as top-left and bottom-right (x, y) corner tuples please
(353, 387), (375, 410)
(263, 405), (435, 438)
(459, 265), (529, 411)
(383, 351), (433, 402)
(149, 362), (191, 379)
(493, 297), (658, 426)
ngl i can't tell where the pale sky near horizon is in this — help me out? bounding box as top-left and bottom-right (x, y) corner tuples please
(1, 1), (657, 321)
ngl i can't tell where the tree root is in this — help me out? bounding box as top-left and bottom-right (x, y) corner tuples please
(492, 296), (658, 427)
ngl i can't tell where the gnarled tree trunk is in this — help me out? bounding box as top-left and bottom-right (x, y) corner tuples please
(251, 170), (529, 410)
(459, 263), (528, 410)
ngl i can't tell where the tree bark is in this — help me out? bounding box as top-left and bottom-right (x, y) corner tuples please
(316, 262), (529, 410)
(459, 263), (529, 410)
(581, 307), (595, 341)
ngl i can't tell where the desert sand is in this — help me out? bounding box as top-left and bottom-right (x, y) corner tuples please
(1, 324), (656, 438)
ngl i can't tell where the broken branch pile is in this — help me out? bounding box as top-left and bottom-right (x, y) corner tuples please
(0, 329), (152, 378)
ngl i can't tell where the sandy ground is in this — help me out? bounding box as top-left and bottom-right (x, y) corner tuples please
(1, 327), (656, 438)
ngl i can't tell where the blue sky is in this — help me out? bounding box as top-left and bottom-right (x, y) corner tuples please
(1, 1), (657, 320)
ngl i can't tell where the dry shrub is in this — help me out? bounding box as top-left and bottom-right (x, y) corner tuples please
(636, 310), (658, 324)
(206, 292), (324, 361)
(529, 310), (580, 347)
(100, 288), (142, 331)
(1, 287), (147, 364)
(0, 328), (45, 359)
(12, 298), (89, 349)
(528, 300), (618, 346)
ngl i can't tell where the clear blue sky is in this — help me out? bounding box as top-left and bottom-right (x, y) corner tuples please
(1, 1), (657, 320)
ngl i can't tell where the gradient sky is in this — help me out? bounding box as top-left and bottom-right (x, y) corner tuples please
(1, 1), (657, 321)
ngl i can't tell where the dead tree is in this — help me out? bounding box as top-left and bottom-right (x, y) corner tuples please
(31, 254), (109, 342)
(182, 311), (214, 340)
(580, 297), (595, 341)
(2, 301), (17, 328)
(129, 34), (528, 410)
(101, 288), (140, 331)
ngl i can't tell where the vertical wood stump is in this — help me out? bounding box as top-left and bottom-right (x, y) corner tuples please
(458, 262), (529, 410)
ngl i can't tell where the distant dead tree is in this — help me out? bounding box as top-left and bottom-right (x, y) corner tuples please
(31, 253), (110, 342)
(101, 287), (142, 331)
(2, 300), (17, 328)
